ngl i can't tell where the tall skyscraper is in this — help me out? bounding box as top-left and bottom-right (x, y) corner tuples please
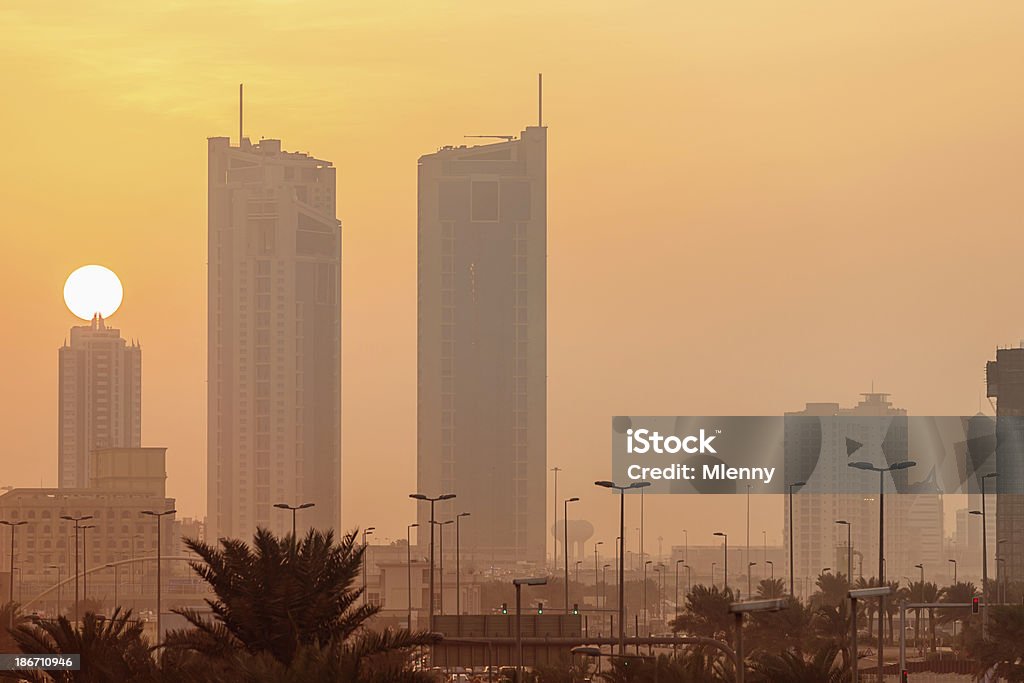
(986, 347), (1024, 585)
(58, 315), (141, 488)
(417, 124), (548, 565)
(207, 135), (341, 541)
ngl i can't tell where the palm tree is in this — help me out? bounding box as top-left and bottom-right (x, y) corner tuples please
(962, 605), (1024, 682)
(810, 572), (849, 610)
(749, 643), (850, 682)
(670, 584), (735, 644)
(164, 528), (431, 669)
(853, 577), (879, 639)
(938, 581), (978, 638)
(756, 578), (785, 599)
(0, 602), (27, 655)
(811, 601), (851, 670)
(7, 608), (156, 682)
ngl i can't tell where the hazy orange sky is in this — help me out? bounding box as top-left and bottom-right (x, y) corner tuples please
(2, 1), (1023, 553)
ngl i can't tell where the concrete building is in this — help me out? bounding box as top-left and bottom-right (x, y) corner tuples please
(416, 124), (548, 566)
(59, 315), (141, 489)
(986, 347), (1024, 586)
(207, 135), (341, 541)
(784, 393), (944, 591)
(0, 447), (175, 614)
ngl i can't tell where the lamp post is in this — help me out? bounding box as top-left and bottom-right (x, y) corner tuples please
(563, 497), (579, 614)
(0, 520), (27, 604)
(81, 524), (95, 606)
(948, 559), (957, 585)
(594, 541), (603, 611)
(106, 563), (120, 611)
(433, 519), (453, 614)
(407, 523), (418, 628)
(836, 520), (852, 583)
(513, 577), (547, 679)
(594, 480), (650, 653)
(551, 467), (561, 571)
(273, 502), (314, 540)
(47, 564), (62, 617)
(602, 564), (610, 610)
(409, 492), (456, 629)
(714, 532), (729, 593)
(730, 598), (788, 683)
(766, 560), (774, 583)
(60, 514), (92, 622)
(712, 562), (717, 589)
(360, 528), (376, 606)
(456, 512), (470, 616)
(684, 564), (692, 595)
(849, 585), (893, 683)
(787, 481), (806, 597)
(141, 508), (176, 646)
(915, 563), (924, 587)
(575, 560), (583, 597)
(643, 560), (652, 631)
(675, 559), (684, 617)
(747, 562), (757, 598)
(997, 539), (1009, 604)
(848, 458), (917, 681)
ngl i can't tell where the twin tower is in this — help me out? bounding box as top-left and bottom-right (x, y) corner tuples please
(206, 118), (547, 564)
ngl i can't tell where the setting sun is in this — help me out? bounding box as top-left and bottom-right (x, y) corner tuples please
(63, 264), (123, 320)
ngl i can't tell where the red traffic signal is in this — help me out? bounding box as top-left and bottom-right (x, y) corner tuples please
(972, 596), (981, 614)
(901, 671), (909, 683)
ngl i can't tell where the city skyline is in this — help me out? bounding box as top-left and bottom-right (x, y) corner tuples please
(4, 2), (1024, 552)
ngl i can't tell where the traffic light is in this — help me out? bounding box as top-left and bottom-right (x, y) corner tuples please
(537, 602), (544, 614)
(972, 596), (981, 614)
(901, 670), (909, 683)
(500, 603), (508, 615)
(572, 603), (579, 615)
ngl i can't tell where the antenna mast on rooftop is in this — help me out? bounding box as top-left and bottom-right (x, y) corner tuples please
(538, 73), (543, 126)
(239, 83), (244, 144)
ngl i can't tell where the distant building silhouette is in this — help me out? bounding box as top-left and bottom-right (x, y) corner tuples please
(416, 125), (548, 565)
(986, 348), (1024, 586)
(784, 393), (943, 591)
(58, 315), (141, 488)
(207, 135), (341, 541)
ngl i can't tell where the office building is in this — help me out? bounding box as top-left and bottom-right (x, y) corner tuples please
(58, 315), (142, 489)
(416, 124), (548, 565)
(207, 135), (341, 540)
(986, 347), (1024, 585)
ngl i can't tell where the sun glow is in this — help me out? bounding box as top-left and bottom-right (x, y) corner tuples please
(63, 265), (124, 320)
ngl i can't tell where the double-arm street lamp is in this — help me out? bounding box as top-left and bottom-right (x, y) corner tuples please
(433, 519), (454, 614)
(60, 514), (92, 622)
(409, 492), (456, 628)
(273, 502), (315, 540)
(141, 508), (176, 645)
(848, 458), (917, 679)
(594, 480), (650, 653)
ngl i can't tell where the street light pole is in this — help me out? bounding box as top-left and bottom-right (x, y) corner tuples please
(433, 519), (453, 615)
(787, 481), (806, 597)
(594, 480), (650, 654)
(456, 512), (470, 616)
(410, 492), (456, 630)
(513, 577), (547, 680)
(848, 458), (917, 681)
(273, 501), (315, 541)
(714, 532), (729, 593)
(675, 559), (684, 617)
(948, 558), (957, 584)
(0, 520), (27, 605)
(563, 497), (579, 614)
(836, 520), (852, 583)
(407, 523), (418, 628)
(46, 565), (61, 617)
(551, 467), (561, 572)
(361, 527), (375, 606)
(60, 514), (92, 623)
(141, 508), (176, 646)
(81, 525), (95, 607)
(594, 541), (603, 611)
